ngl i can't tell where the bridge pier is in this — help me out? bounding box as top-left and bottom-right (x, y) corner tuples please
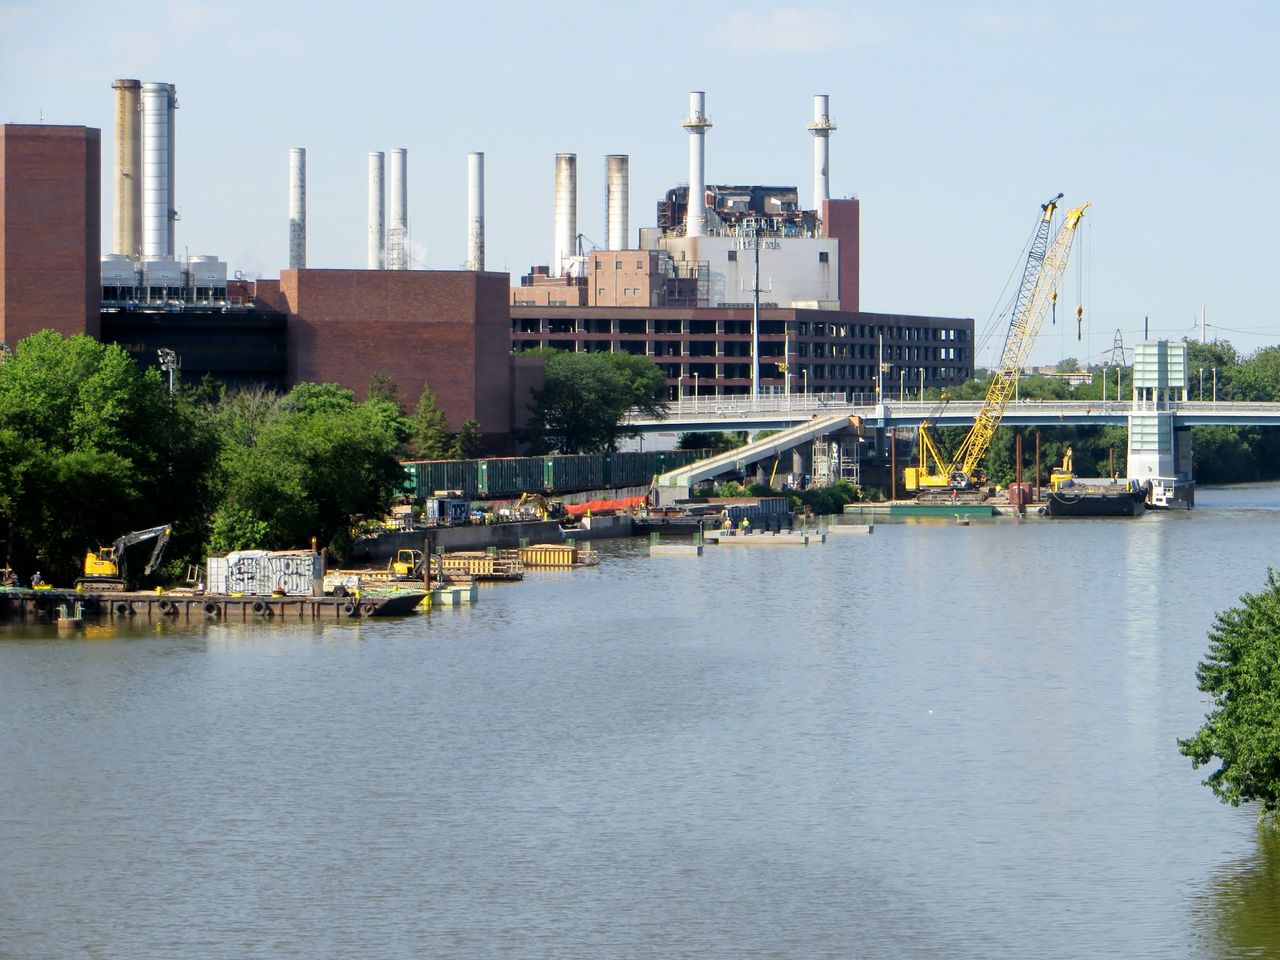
(1126, 341), (1195, 509)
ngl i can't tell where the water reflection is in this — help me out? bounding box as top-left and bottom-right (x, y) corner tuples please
(1193, 822), (1280, 958)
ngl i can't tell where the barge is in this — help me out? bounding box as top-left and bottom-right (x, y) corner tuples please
(0, 588), (425, 623)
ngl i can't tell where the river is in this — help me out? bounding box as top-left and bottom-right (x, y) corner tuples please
(3, 485), (1280, 959)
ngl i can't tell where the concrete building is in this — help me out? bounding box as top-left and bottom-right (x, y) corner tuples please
(0, 124), (101, 344)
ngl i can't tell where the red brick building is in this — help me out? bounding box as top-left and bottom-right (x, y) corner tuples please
(254, 269), (542, 448)
(0, 124), (100, 344)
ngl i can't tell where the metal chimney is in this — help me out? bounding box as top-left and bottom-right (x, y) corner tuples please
(387, 147), (407, 270)
(111, 79), (141, 259)
(467, 152), (485, 271)
(682, 91), (711, 238)
(140, 82), (173, 258)
(368, 151), (385, 270)
(165, 83), (177, 256)
(606, 155), (629, 250)
(807, 94), (836, 226)
(288, 148), (306, 269)
(552, 153), (577, 277)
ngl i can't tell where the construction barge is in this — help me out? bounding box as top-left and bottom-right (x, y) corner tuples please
(0, 587), (425, 623)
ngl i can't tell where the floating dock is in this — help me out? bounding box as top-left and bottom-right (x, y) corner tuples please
(0, 588), (425, 622)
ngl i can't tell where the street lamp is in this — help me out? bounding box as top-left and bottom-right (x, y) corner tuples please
(678, 372), (684, 404)
(157, 347), (180, 395)
(803, 368), (808, 395)
(694, 371), (699, 410)
(1199, 367), (1204, 401)
(1213, 367), (1217, 403)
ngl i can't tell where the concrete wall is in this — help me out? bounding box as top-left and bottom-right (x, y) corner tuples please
(0, 124), (101, 344)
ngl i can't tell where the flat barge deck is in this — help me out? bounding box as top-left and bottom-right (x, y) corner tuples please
(0, 588), (425, 622)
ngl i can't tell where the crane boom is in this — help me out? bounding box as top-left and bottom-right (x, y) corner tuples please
(949, 198), (1089, 481)
(905, 196), (1089, 495)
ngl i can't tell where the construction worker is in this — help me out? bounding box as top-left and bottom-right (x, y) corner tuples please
(31, 571), (43, 587)
(741, 517), (751, 535)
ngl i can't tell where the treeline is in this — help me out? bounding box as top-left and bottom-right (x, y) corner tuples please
(0, 335), (673, 585)
(0, 332), (479, 585)
(930, 339), (1280, 486)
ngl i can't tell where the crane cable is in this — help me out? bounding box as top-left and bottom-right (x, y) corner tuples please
(975, 218), (1043, 368)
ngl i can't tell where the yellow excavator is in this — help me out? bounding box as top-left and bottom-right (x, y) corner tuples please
(388, 549), (424, 579)
(77, 524), (173, 592)
(904, 194), (1090, 500)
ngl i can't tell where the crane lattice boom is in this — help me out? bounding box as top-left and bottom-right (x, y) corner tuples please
(947, 197), (1090, 483)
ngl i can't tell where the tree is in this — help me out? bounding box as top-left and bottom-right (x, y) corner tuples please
(678, 431), (747, 452)
(1179, 570), (1280, 817)
(0, 331), (218, 583)
(451, 419), (483, 459)
(207, 382), (408, 558)
(367, 371), (403, 408)
(409, 382), (453, 459)
(524, 350), (667, 453)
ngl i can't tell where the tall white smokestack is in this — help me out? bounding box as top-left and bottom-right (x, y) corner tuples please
(140, 82), (174, 258)
(467, 152), (485, 271)
(368, 151), (385, 270)
(553, 153), (577, 277)
(606, 154), (629, 250)
(387, 147), (407, 270)
(682, 91), (711, 238)
(165, 83), (177, 256)
(807, 94), (836, 229)
(288, 147), (306, 269)
(111, 79), (142, 259)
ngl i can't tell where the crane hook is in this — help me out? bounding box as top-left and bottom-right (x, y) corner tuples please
(1075, 304), (1083, 342)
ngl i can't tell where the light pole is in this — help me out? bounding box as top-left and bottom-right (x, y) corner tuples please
(694, 371), (699, 410)
(899, 369), (905, 401)
(1199, 367), (1204, 401)
(1213, 367), (1217, 404)
(157, 347), (180, 396)
(803, 368), (808, 395)
(677, 372), (684, 405)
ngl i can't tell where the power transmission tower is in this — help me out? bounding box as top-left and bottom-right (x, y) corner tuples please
(1109, 330), (1126, 368)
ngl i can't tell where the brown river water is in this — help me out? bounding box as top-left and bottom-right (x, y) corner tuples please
(3, 483), (1280, 958)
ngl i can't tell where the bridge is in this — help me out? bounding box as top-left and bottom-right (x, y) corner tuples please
(637, 396), (1280, 508)
(628, 397), (1280, 434)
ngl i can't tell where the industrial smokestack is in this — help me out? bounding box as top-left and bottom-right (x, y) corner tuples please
(368, 151), (385, 270)
(111, 79), (141, 259)
(682, 91), (711, 238)
(140, 82), (175, 258)
(467, 152), (485, 271)
(606, 155), (629, 250)
(165, 83), (177, 256)
(387, 147), (407, 270)
(552, 153), (577, 277)
(807, 94), (836, 228)
(288, 148), (306, 270)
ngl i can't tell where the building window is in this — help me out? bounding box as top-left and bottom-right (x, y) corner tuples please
(615, 260), (622, 270)
(599, 288), (606, 297)
(818, 251), (829, 263)
(727, 250), (737, 262)
(636, 260), (643, 269)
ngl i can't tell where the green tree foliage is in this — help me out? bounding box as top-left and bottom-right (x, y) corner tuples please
(1179, 570), (1280, 817)
(0, 331), (217, 583)
(524, 351), (667, 453)
(408, 382), (453, 459)
(207, 382), (409, 557)
(451, 419), (483, 459)
(678, 431), (747, 452)
(366, 371), (403, 408)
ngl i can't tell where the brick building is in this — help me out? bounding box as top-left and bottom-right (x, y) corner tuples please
(0, 124), (100, 345)
(511, 305), (971, 400)
(253, 269), (542, 448)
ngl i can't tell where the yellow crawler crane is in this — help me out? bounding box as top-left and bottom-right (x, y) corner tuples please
(904, 194), (1090, 497)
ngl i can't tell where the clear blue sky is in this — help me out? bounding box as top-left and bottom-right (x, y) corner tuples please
(3, 0), (1275, 369)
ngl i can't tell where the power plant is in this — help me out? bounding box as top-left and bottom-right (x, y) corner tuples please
(1, 78), (976, 447)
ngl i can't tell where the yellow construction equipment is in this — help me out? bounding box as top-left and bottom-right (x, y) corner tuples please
(388, 549), (424, 579)
(1049, 448), (1076, 490)
(904, 194), (1090, 498)
(77, 524), (173, 592)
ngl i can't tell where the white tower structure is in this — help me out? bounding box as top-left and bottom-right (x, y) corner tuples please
(288, 147), (306, 269)
(552, 153), (577, 277)
(682, 91), (712, 238)
(467, 152), (485, 271)
(807, 94), (836, 225)
(368, 151), (385, 270)
(606, 154), (629, 250)
(387, 148), (408, 270)
(140, 82), (177, 258)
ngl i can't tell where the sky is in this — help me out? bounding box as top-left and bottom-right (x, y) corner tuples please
(3, 0), (1276, 370)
